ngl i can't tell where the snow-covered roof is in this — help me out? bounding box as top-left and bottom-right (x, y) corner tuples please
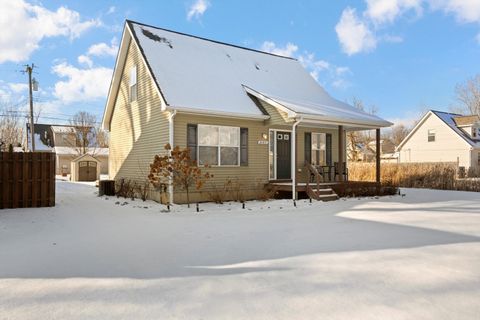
(432, 110), (480, 147)
(51, 126), (75, 134)
(54, 147), (109, 156)
(103, 20), (391, 129)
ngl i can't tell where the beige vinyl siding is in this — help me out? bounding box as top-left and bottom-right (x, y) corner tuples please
(173, 113), (269, 203)
(109, 40), (170, 186)
(173, 113), (341, 203)
(258, 100), (293, 127)
(56, 155), (75, 175)
(398, 113), (471, 168)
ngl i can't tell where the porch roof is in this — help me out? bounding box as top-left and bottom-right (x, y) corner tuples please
(243, 86), (392, 129)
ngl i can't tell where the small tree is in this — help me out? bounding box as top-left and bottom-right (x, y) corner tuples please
(148, 144), (212, 207)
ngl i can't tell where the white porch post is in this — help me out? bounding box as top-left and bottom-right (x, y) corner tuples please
(291, 117), (302, 200)
(168, 110), (177, 205)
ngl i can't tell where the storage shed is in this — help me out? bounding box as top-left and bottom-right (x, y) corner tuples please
(70, 154), (100, 182)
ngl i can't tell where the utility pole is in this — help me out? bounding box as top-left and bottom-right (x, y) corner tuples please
(26, 64), (35, 152)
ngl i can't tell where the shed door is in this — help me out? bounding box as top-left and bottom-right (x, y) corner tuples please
(79, 161), (97, 181)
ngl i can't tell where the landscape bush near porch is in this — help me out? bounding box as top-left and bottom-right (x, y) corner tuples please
(348, 162), (480, 192)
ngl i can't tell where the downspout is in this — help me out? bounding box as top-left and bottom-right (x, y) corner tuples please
(291, 117), (303, 200)
(168, 110), (177, 205)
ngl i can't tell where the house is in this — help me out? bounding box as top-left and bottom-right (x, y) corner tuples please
(396, 110), (480, 172)
(102, 20), (392, 203)
(27, 123), (109, 176)
(348, 139), (397, 162)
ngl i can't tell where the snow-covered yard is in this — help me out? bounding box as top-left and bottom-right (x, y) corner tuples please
(1, 181), (479, 319)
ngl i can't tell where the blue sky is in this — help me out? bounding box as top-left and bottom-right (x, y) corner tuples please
(1, 0), (479, 127)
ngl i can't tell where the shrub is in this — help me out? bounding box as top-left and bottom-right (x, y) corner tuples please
(149, 144), (212, 207)
(115, 178), (136, 199)
(207, 179), (232, 204)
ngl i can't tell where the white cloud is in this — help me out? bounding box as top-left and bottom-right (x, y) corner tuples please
(78, 55), (93, 68)
(336, 0), (480, 55)
(107, 6), (116, 15)
(8, 83), (29, 93)
(335, 7), (377, 55)
(429, 0), (480, 23)
(87, 40), (119, 57)
(187, 0), (210, 21)
(261, 41), (351, 88)
(260, 41), (298, 57)
(365, 0), (423, 25)
(52, 62), (112, 104)
(0, 0), (101, 63)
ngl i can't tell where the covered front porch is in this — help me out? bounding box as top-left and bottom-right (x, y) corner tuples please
(268, 122), (385, 201)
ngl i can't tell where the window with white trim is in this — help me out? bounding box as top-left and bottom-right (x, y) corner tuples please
(198, 125), (240, 166)
(311, 133), (326, 165)
(129, 65), (137, 102)
(428, 129), (435, 142)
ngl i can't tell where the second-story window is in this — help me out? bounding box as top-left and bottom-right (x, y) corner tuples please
(428, 129), (435, 142)
(129, 65), (137, 102)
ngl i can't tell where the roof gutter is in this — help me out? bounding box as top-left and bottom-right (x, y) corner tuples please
(166, 106), (270, 121)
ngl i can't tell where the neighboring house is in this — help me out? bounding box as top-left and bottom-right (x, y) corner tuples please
(348, 139), (397, 162)
(396, 110), (480, 171)
(102, 20), (391, 203)
(26, 123), (109, 176)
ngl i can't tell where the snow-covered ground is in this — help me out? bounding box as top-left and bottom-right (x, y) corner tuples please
(1, 181), (479, 319)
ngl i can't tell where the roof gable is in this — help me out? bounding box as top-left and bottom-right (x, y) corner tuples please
(396, 110), (479, 150)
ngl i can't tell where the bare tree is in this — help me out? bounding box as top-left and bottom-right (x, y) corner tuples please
(0, 103), (25, 151)
(455, 74), (480, 116)
(95, 128), (109, 148)
(388, 124), (410, 146)
(347, 97), (378, 161)
(69, 111), (97, 155)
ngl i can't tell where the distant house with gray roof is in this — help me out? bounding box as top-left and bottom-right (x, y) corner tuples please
(396, 110), (480, 173)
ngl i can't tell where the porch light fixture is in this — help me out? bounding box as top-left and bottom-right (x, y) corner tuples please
(262, 133), (268, 140)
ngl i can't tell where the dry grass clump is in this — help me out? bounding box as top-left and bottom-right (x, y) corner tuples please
(348, 162), (480, 192)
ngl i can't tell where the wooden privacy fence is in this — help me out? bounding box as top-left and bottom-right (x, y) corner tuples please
(0, 152), (56, 209)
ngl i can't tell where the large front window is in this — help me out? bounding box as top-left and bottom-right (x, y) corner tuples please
(311, 133), (326, 166)
(198, 125), (239, 166)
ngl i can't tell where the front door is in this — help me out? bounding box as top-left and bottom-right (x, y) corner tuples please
(276, 131), (291, 179)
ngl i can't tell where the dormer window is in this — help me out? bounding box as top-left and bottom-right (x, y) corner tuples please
(428, 129), (435, 142)
(129, 65), (137, 102)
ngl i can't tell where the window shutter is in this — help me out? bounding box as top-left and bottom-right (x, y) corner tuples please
(326, 133), (332, 166)
(304, 132), (311, 165)
(187, 124), (197, 162)
(240, 128), (248, 166)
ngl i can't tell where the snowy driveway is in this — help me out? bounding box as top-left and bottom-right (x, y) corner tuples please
(1, 181), (479, 319)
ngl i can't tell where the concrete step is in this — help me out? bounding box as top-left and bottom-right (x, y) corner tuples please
(311, 188), (334, 195)
(318, 194), (339, 202)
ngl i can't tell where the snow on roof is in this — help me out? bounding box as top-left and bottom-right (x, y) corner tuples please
(125, 20), (391, 128)
(431, 110), (479, 147)
(51, 126), (75, 134)
(53, 147), (109, 156)
(32, 133), (53, 151)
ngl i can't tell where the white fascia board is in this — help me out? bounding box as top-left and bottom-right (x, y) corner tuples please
(395, 111), (432, 151)
(299, 114), (392, 129)
(167, 106), (270, 121)
(242, 85), (297, 119)
(127, 22), (168, 111)
(102, 22), (168, 131)
(102, 25), (130, 131)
